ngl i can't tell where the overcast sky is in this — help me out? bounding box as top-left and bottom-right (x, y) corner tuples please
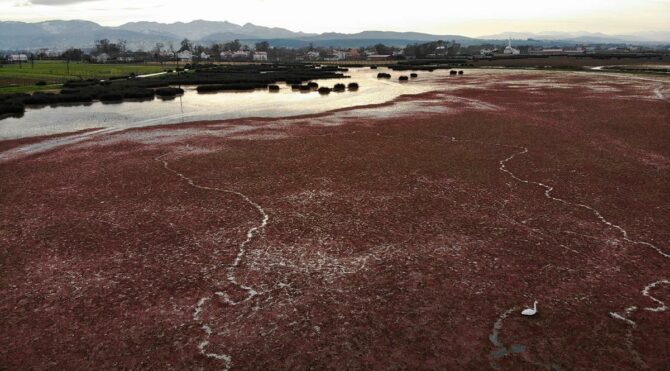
(1, 0), (669, 36)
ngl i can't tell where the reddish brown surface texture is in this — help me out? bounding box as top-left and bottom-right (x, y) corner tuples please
(1, 70), (669, 370)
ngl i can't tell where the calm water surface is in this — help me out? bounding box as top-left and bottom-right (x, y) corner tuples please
(0, 67), (477, 140)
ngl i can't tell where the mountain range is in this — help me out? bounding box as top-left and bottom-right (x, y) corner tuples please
(480, 31), (670, 44)
(0, 20), (667, 51)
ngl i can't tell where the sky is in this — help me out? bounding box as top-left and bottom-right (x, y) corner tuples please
(1, 0), (669, 36)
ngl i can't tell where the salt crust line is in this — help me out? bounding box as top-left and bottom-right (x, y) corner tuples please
(446, 136), (669, 260)
(609, 280), (670, 368)
(486, 135), (669, 366)
(446, 136), (668, 369)
(156, 151), (269, 370)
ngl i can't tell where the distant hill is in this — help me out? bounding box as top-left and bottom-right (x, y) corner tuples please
(479, 31), (670, 44)
(0, 20), (668, 51)
(0, 20), (179, 50)
(118, 20), (316, 41)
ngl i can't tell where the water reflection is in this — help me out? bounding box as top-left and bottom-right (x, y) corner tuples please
(0, 67), (463, 140)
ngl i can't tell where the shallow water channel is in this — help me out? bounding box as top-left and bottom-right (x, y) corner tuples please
(1, 67), (460, 140)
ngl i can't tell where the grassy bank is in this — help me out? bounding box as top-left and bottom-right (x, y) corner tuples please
(0, 60), (178, 94)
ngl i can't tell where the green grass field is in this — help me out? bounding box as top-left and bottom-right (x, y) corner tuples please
(0, 60), (177, 94)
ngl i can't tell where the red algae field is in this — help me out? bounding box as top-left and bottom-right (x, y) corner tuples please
(1, 70), (669, 370)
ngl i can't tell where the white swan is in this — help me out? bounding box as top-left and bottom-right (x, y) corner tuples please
(522, 301), (538, 316)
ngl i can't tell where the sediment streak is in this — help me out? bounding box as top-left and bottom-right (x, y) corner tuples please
(156, 151), (269, 370)
(451, 136), (668, 368)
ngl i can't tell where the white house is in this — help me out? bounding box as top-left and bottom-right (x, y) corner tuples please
(323, 50), (346, 61)
(529, 48), (564, 56)
(200, 52), (210, 60)
(177, 50), (193, 62)
(480, 48), (497, 56)
(306, 51), (320, 60)
(503, 39), (520, 55)
(232, 50), (250, 59)
(95, 53), (110, 63)
(253, 51), (268, 61)
(7, 54), (28, 63)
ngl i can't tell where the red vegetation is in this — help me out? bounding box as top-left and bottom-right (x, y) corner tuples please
(1, 71), (669, 369)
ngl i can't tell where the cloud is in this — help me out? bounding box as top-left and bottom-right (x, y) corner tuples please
(29, 0), (99, 5)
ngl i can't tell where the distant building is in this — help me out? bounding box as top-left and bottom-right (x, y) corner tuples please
(564, 47), (586, 55)
(480, 48), (497, 56)
(347, 49), (360, 60)
(232, 50), (250, 60)
(367, 54), (392, 61)
(253, 51), (268, 61)
(503, 39), (520, 55)
(529, 48), (564, 56)
(306, 51), (320, 60)
(118, 56), (135, 62)
(94, 53), (110, 63)
(334, 50), (347, 60)
(200, 52), (210, 60)
(177, 50), (193, 62)
(7, 54), (28, 63)
(220, 51), (233, 59)
(323, 51), (346, 61)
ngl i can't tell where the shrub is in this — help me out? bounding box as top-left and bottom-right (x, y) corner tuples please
(399, 76), (409, 81)
(268, 85), (280, 92)
(99, 93), (123, 102)
(155, 87), (184, 97)
(307, 82), (319, 89)
(333, 83), (346, 92)
(36, 81), (47, 86)
(450, 70), (457, 75)
(410, 73), (418, 78)
(299, 85), (312, 92)
(291, 84), (302, 91)
(318, 87), (332, 95)
(377, 73), (391, 79)
(370, 66), (378, 69)
(458, 70), (464, 75)
(122, 88), (155, 100)
(24, 94), (54, 105)
(347, 82), (359, 91)
(0, 102), (25, 115)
